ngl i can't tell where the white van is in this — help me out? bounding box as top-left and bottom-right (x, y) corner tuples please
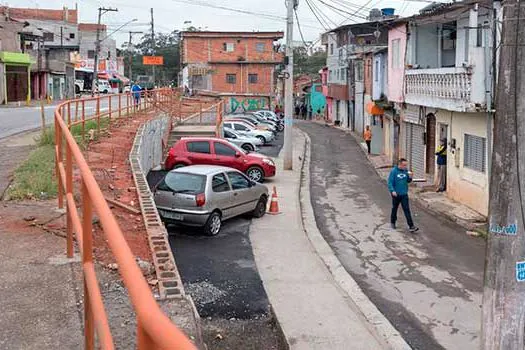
(96, 79), (111, 94)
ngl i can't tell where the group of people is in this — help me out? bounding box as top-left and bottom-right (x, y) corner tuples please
(362, 125), (448, 233)
(294, 103), (311, 120)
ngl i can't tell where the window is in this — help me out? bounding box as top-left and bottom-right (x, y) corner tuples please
(214, 142), (237, 157)
(339, 48), (343, 61)
(43, 32), (54, 42)
(329, 70), (333, 82)
(330, 43), (334, 55)
(391, 39), (401, 69)
(340, 68), (345, 82)
(375, 61), (379, 82)
(224, 42), (235, 52)
(186, 141), (211, 154)
(256, 42), (265, 52)
(248, 73), (258, 84)
(224, 129), (236, 138)
(227, 171), (250, 190)
(87, 50), (95, 59)
(212, 173), (230, 192)
(226, 73), (236, 84)
(464, 134), (487, 173)
(69, 33), (75, 39)
(234, 123), (248, 131)
(355, 61), (364, 81)
(476, 25), (483, 47)
(158, 172), (206, 194)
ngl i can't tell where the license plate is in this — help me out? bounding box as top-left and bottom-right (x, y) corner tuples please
(162, 210), (183, 221)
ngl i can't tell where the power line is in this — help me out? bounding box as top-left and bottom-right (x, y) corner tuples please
(294, 7), (309, 48)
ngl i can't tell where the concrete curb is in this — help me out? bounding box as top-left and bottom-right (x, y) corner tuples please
(296, 127), (412, 350)
(129, 119), (185, 299)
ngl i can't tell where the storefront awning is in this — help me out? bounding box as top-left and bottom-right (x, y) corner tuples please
(366, 101), (384, 115)
(0, 52), (31, 65)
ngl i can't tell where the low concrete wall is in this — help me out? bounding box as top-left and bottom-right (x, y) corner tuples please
(129, 116), (184, 299)
(138, 117), (169, 172)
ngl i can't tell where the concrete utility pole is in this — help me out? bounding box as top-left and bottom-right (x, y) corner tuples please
(283, 0), (296, 170)
(128, 31), (143, 82)
(92, 7), (118, 95)
(150, 8), (156, 86)
(481, 1), (525, 348)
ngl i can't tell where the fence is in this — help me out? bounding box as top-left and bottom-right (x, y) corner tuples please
(54, 88), (196, 349)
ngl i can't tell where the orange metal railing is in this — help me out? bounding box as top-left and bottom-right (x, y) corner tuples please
(54, 88), (196, 349)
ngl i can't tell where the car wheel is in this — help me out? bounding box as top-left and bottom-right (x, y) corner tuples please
(247, 166), (264, 183)
(256, 135), (266, 144)
(203, 212), (222, 236)
(278, 124), (284, 132)
(252, 195), (267, 218)
(174, 163), (186, 169)
(242, 143), (254, 152)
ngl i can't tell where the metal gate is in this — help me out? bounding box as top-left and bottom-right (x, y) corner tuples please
(405, 122), (425, 179)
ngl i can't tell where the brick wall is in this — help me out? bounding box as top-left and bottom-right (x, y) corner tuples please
(212, 64), (274, 95)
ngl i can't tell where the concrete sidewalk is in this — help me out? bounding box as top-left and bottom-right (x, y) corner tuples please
(250, 129), (402, 349)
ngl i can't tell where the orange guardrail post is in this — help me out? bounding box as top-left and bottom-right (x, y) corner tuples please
(82, 181), (94, 349)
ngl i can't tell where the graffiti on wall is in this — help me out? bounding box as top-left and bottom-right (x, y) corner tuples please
(229, 96), (269, 113)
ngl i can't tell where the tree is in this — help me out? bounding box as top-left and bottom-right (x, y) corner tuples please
(293, 47), (326, 77)
(124, 30), (181, 85)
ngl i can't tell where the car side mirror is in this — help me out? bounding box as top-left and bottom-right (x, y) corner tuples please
(235, 152), (242, 158)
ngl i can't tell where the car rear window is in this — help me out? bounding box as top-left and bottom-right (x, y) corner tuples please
(187, 141), (210, 154)
(157, 172), (206, 194)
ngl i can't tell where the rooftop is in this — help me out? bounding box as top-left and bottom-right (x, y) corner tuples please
(182, 31), (284, 39)
(0, 6), (78, 24)
(78, 23), (107, 32)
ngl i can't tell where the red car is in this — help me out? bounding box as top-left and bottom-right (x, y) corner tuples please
(165, 137), (276, 182)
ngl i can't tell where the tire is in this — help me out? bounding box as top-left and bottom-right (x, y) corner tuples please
(246, 166), (264, 183)
(252, 195), (267, 218)
(256, 135), (266, 144)
(173, 163), (186, 169)
(203, 212), (222, 236)
(278, 124), (284, 132)
(75, 85), (80, 95)
(241, 143), (254, 152)
(103, 89), (108, 94)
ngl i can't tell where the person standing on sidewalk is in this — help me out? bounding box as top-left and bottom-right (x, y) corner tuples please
(435, 139), (447, 192)
(388, 158), (419, 233)
(363, 125), (372, 154)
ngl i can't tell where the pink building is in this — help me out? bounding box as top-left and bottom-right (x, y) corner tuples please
(387, 22), (408, 103)
(320, 66), (332, 122)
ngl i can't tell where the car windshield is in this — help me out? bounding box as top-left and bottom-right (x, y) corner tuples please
(157, 172), (206, 194)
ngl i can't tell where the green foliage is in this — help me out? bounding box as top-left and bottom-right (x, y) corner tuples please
(124, 30), (181, 86)
(293, 47), (327, 77)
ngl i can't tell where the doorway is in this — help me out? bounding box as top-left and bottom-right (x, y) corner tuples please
(425, 113), (436, 175)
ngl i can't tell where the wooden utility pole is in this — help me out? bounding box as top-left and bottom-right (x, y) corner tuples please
(128, 31), (143, 82)
(92, 7), (118, 95)
(482, 0), (525, 348)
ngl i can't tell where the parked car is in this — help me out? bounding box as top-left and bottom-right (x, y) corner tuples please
(226, 114), (277, 133)
(123, 85), (131, 93)
(154, 165), (269, 236)
(223, 120), (275, 144)
(251, 112), (283, 132)
(223, 127), (262, 152)
(96, 79), (111, 94)
(165, 137), (276, 182)
(253, 110), (283, 125)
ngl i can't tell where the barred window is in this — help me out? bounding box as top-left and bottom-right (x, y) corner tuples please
(464, 134), (486, 173)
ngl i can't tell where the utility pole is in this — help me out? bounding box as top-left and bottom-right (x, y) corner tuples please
(283, 0), (296, 170)
(128, 31), (143, 82)
(92, 7), (118, 95)
(150, 8), (156, 86)
(481, 0), (525, 349)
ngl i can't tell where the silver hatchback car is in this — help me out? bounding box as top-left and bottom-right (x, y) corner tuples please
(154, 165), (269, 236)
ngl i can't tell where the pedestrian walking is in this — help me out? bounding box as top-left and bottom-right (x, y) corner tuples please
(295, 104), (300, 118)
(435, 138), (447, 192)
(388, 158), (419, 233)
(300, 104), (307, 120)
(363, 125), (372, 154)
(131, 81), (142, 107)
(308, 105), (312, 120)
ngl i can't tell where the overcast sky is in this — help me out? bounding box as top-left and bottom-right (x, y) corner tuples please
(10, 0), (427, 47)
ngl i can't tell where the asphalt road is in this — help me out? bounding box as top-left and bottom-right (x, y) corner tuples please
(297, 121), (485, 350)
(0, 95), (123, 140)
(168, 131), (283, 319)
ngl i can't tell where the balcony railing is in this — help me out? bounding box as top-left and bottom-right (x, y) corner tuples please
(404, 67), (476, 111)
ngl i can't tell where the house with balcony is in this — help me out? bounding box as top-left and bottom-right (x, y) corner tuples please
(180, 31), (284, 114)
(388, 0), (500, 215)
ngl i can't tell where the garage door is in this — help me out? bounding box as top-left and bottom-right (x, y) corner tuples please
(6, 65), (28, 102)
(405, 122), (426, 179)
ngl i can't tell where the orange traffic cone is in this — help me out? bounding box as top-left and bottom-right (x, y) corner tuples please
(268, 186), (280, 215)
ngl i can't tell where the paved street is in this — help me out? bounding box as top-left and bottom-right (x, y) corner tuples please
(297, 121), (485, 350)
(0, 95), (122, 140)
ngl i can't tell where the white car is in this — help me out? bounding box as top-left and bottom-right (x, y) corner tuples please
(123, 85), (131, 93)
(95, 79), (111, 94)
(223, 127), (262, 152)
(255, 110), (281, 121)
(223, 121), (274, 145)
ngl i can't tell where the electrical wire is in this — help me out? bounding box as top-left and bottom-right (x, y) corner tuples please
(304, 0), (331, 30)
(294, 7), (310, 47)
(308, 0), (339, 28)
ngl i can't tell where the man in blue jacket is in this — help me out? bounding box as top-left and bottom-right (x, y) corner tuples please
(388, 158), (419, 233)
